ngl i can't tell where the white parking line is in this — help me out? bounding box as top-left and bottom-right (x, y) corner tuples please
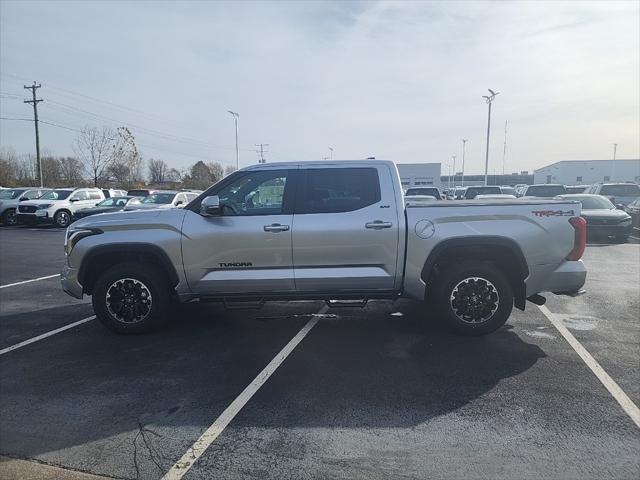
(162, 305), (328, 480)
(0, 316), (96, 356)
(538, 305), (640, 429)
(0, 274), (60, 289)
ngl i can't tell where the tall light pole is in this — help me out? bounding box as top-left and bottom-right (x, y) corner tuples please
(502, 120), (508, 175)
(482, 89), (499, 186)
(328, 147), (334, 161)
(228, 110), (240, 170)
(461, 139), (467, 187)
(612, 143), (618, 180)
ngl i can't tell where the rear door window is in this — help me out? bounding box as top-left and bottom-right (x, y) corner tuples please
(600, 184), (640, 196)
(299, 168), (381, 214)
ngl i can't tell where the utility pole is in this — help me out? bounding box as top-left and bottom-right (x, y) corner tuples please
(24, 82), (43, 187)
(612, 143), (618, 181)
(502, 120), (507, 175)
(452, 154), (457, 188)
(328, 147), (334, 161)
(255, 143), (269, 164)
(482, 89), (499, 186)
(461, 139), (467, 187)
(227, 110), (240, 170)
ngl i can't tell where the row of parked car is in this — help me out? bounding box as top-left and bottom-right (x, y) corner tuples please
(0, 187), (201, 228)
(404, 182), (640, 242)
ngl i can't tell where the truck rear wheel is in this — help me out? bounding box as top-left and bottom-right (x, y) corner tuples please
(434, 261), (513, 336)
(92, 263), (170, 334)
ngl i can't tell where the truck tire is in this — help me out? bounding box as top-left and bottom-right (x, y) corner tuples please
(54, 210), (72, 228)
(1, 208), (17, 226)
(434, 261), (513, 336)
(92, 263), (170, 334)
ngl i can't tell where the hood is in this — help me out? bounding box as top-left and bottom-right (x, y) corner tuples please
(581, 208), (629, 218)
(19, 199), (64, 207)
(124, 203), (174, 211)
(75, 206), (119, 215)
(71, 207), (187, 230)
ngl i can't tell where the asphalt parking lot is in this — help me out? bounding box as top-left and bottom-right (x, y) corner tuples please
(1, 226), (639, 480)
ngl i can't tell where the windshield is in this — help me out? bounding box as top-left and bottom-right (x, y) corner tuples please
(500, 187), (516, 196)
(526, 185), (567, 197)
(40, 190), (73, 200)
(465, 187), (501, 198)
(600, 184), (640, 196)
(141, 193), (175, 204)
(0, 189), (26, 200)
(406, 188), (439, 197)
(97, 197), (131, 207)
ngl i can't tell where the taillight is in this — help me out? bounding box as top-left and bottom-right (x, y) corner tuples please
(567, 217), (587, 261)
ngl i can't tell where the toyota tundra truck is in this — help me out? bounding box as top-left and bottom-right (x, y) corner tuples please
(61, 160), (587, 335)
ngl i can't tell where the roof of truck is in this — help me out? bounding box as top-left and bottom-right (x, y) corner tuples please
(243, 160), (395, 170)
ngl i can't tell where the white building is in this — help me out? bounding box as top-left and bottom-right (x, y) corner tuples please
(534, 159), (640, 185)
(396, 163), (442, 188)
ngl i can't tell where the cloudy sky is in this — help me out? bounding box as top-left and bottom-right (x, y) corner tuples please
(1, 0), (638, 175)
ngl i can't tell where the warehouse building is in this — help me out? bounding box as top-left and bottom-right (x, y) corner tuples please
(397, 163), (442, 188)
(534, 159), (640, 185)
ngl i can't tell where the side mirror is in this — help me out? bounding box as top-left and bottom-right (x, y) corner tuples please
(176, 201), (183, 206)
(69, 198), (79, 202)
(616, 204), (625, 210)
(19, 197), (28, 201)
(200, 195), (221, 216)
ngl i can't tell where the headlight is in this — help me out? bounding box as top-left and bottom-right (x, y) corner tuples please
(37, 203), (53, 209)
(64, 227), (102, 256)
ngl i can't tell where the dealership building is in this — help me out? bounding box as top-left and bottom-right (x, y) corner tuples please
(397, 163), (442, 188)
(533, 159), (640, 185)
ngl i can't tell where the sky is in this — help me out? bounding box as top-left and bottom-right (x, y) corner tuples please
(1, 0), (638, 175)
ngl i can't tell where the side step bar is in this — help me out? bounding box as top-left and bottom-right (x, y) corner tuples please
(325, 298), (368, 308)
(526, 294), (546, 306)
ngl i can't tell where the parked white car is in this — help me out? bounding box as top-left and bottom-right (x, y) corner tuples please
(0, 187), (51, 226)
(125, 191), (198, 210)
(475, 194), (517, 200)
(17, 187), (105, 227)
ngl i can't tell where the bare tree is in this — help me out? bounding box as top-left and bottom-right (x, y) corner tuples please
(206, 161), (224, 183)
(166, 168), (182, 183)
(58, 157), (85, 185)
(0, 148), (18, 186)
(148, 158), (168, 184)
(73, 126), (117, 187)
(224, 165), (237, 177)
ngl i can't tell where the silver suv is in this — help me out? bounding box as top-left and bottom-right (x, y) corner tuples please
(585, 183), (640, 206)
(0, 187), (51, 226)
(17, 187), (105, 227)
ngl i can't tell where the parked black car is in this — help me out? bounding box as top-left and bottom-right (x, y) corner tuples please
(73, 196), (142, 220)
(557, 194), (632, 242)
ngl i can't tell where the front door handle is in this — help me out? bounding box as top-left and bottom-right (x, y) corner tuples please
(365, 220), (393, 229)
(264, 223), (290, 232)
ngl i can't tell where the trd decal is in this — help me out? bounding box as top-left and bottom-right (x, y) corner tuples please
(219, 262), (253, 267)
(532, 210), (575, 217)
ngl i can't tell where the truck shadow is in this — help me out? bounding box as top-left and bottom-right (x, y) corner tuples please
(0, 300), (545, 468)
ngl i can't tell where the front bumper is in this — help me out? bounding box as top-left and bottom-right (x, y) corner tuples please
(61, 264), (83, 299)
(587, 223), (632, 237)
(17, 210), (53, 224)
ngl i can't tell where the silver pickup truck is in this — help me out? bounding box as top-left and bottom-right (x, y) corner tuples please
(62, 160), (587, 335)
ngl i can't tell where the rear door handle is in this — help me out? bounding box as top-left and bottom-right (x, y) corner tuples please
(264, 223), (290, 232)
(365, 220), (393, 229)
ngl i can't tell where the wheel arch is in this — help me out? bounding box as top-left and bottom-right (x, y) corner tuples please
(421, 236), (529, 310)
(78, 243), (180, 295)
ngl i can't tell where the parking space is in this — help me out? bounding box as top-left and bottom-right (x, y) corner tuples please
(1, 227), (639, 479)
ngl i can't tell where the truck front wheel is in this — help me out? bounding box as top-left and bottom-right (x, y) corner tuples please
(434, 261), (513, 336)
(92, 263), (170, 334)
